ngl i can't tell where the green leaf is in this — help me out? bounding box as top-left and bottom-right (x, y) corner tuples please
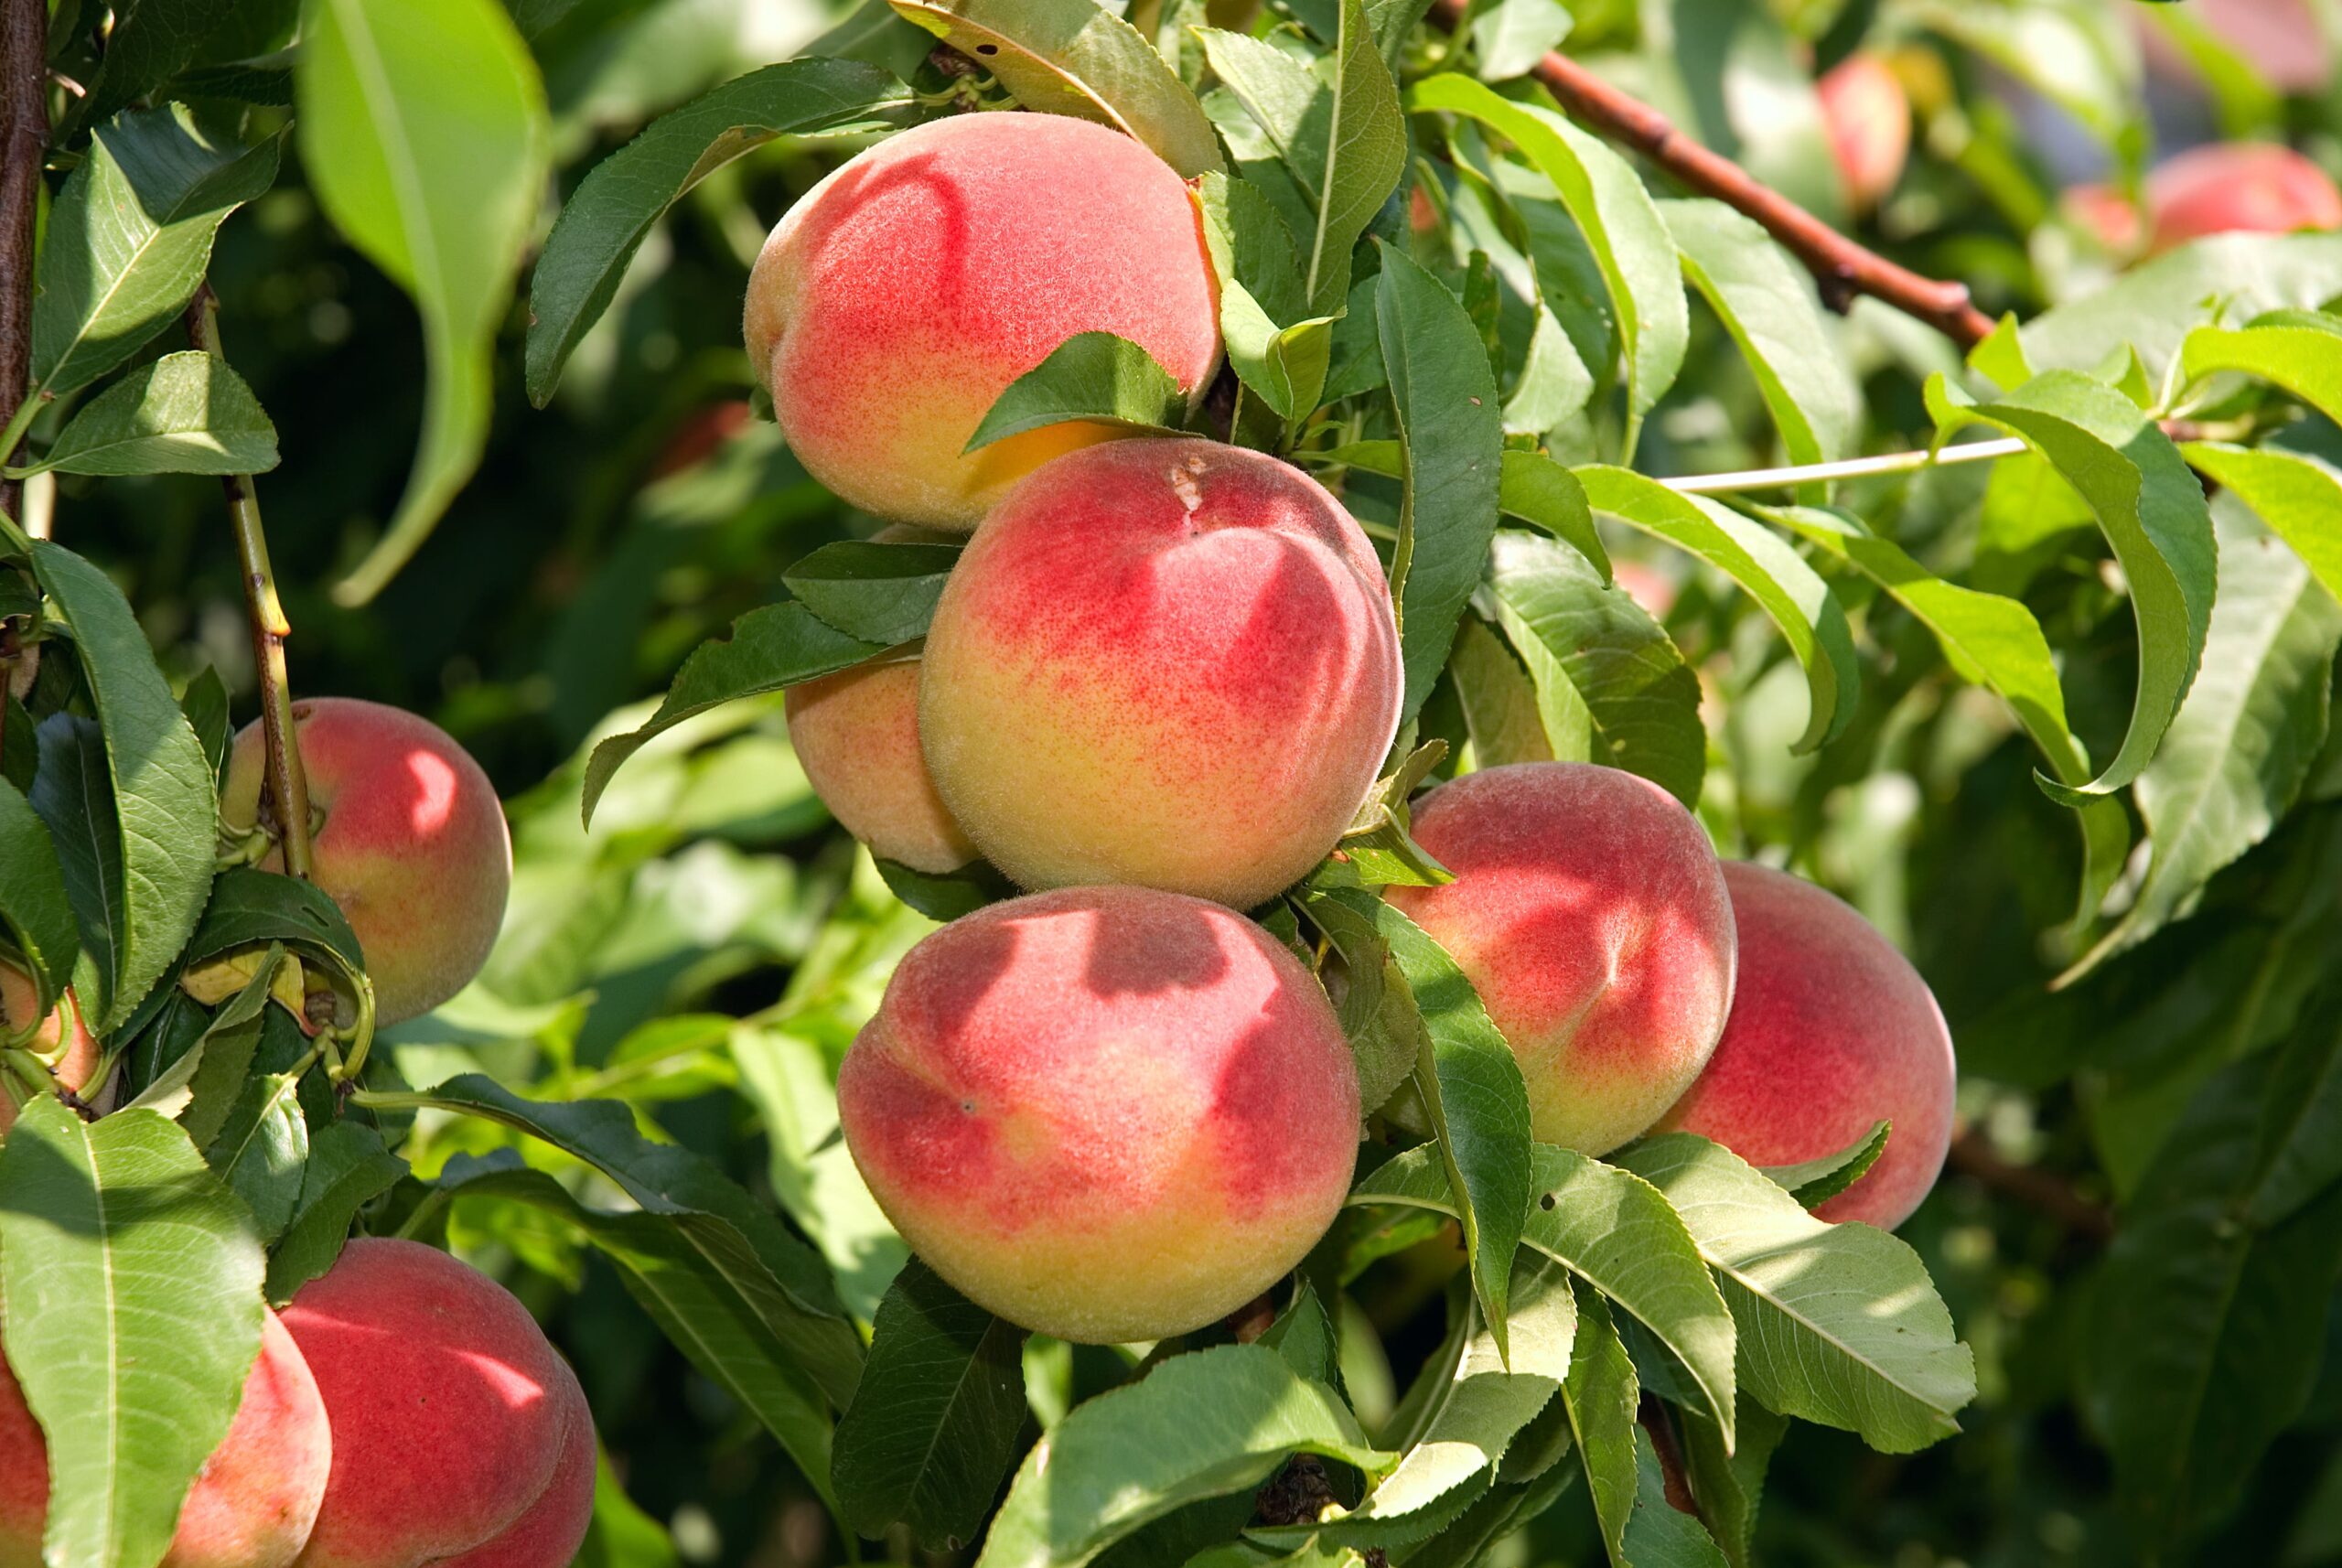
(1660, 199), (1855, 481)
(1198, 0), (1405, 311)
(1375, 247), (1504, 725)
(1352, 895), (1532, 1357)
(364, 1073), (864, 1410)
(1624, 1427), (1729, 1567)
(525, 59), (910, 404)
(1757, 503), (2129, 922)
(2179, 318), (2342, 431)
(297, 0), (552, 606)
(206, 1067), (310, 1241)
(1560, 1283), (1639, 1567)
(0, 1101), (266, 1568)
(436, 1152), (841, 1511)
(583, 603), (885, 826)
(1447, 616), (1553, 769)
(873, 856), (1013, 921)
(2183, 439), (2342, 604)
(1198, 174), (1334, 425)
(1294, 887), (1424, 1118)
(27, 108), (280, 404)
(1409, 75), (1689, 438)
(178, 666), (231, 787)
(0, 779), (78, 1020)
(964, 333), (1186, 454)
(27, 543), (216, 1032)
(1351, 1144), (1736, 1441)
(1576, 467), (1857, 752)
(72, 0), (241, 127)
(1315, 443), (1607, 582)
(263, 1119), (409, 1303)
(21, 351), (278, 478)
(1678, 1394), (1787, 1568)
(1903, 0), (2136, 156)
(2243, 972), (2342, 1230)
(1928, 372), (2217, 807)
(782, 542), (962, 647)
(977, 1344), (1390, 1568)
(1759, 1120), (1890, 1211)
(123, 944), (278, 1143)
(178, 865), (368, 981)
(833, 1260), (1029, 1552)
(2019, 234), (2342, 378)
(2076, 503), (2341, 969)
(1613, 1134), (1973, 1454)
(889, 0), (1223, 177)
(1486, 529), (1705, 808)
(1469, 0), (1572, 81)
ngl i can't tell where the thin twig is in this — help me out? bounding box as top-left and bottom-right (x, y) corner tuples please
(1665, 436), (2029, 496)
(1638, 1394), (1703, 1519)
(186, 284), (317, 881)
(1427, 0), (1996, 348)
(1947, 1130), (2112, 1240)
(0, 0), (44, 522)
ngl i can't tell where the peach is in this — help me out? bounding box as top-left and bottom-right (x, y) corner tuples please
(1817, 54), (1910, 212)
(837, 886), (1361, 1342)
(1384, 763), (1736, 1155)
(0, 1311), (330, 1568)
(919, 439), (1401, 908)
(0, 963), (98, 1133)
(2146, 143), (2342, 251)
(282, 1239), (594, 1568)
(220, 699), (511, 1026)
(1654, 862), (1955, 1230)
(744, 113), (1220, 529)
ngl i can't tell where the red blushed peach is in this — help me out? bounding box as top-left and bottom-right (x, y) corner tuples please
(788, 656), (977, 875)
(745, 113), (1220, 530)
(1654, 862), (1955, 1230)
(1385, 763), (1737, 1155)
(1817, 53), (1910, 213)
(838, 886), (1361, 1343)
(283, 1240), (594, 1568)
(0, 963), (98, 1133)
(2146, 143), (2342, 250)
(0, 1311), (330, 1568)
(220, 699), (511, 1026)
(919, 439), (1401, 909)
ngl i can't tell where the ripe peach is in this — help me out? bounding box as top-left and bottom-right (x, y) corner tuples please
(220, 699), (510, 1026)
(282, 1239), (594, 1568)
(0, 1311), (330, 1568)
(744, 113), (1220, 529)
(1817, 53), (1910, 212)
(2146, 143), (2342, 250)
(1384, 763), (1736, 1155)
(837, 886), (1361, 1342)
(919, 439), (1401, 908)
(0, 963), (98, 1133)
(1655, 862), (1956, 1230)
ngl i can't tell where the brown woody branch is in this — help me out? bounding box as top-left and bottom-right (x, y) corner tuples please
(0, 0), (43, 523)
(1427, 0), (1997, 349)
(1948, 1129), (2113, 1240)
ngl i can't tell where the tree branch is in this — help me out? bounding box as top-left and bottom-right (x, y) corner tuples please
(1947, 1130), (2112, 1241)
(187, 283), (318, 882)
(1427, 0), (1996, 349)
(0, 0), (44, 523)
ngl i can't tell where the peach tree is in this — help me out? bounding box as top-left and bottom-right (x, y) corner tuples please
(0, 0), (2337, 1564)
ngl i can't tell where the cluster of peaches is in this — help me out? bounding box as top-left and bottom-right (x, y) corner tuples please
(756, 111), (1956, 1346)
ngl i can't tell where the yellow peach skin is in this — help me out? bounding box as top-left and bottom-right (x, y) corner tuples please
(919, 439), (1402, 909)
(745, 113), (1221, 529)
(838, 886), (1361, 1342)
(1386, 763), (1737, 1155)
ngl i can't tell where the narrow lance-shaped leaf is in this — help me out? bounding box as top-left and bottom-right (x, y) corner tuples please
(1759, 1121), (1891, 1212)
(963, 333), (1186, 453)
(297, 0), (552, 605)
(2178, 315), (2342, 432)
(781, 539), (963, 646)
(1927, 371), (2217, 806)
(526, 59), (911, 403)
(1679, 1393), (1788, 1568)
(1313, 442), (1608, 582)
(1624, 1427), (1730, 1567)
(18, 352), (279, 478)
(0, 779), (78, 1018)
(888, 0), (1222, 177)
(1560, 1283), (1639, 1568)
(265, 1120), (410, 1303)
(2183, 438), (2342, 604)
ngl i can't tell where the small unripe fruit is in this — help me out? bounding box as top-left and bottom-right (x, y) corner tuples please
(220, 699), (511, 1026)
(0, 1311), (330, 1568)
(1385, 763), (1737, 1155)
(745, 113), (1221, 529)
(920, 438), (1402, 908)
(1655, 862), (1956, 1230)
(839, 886), (1361, 1342)
(2145, 143), (2342, 251)
(1817, 54), (1910, 213)
(0, 963), (99, 1133)
(282, 1239), (594, 1568)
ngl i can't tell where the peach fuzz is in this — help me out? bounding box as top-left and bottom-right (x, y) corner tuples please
(221, 699), (511, 1026)
(837, 886), (1361, 1343)
(744, 113), (1220, 529)
(1385, 763), (1737, 1155)
(2145, 143), (2342, 250)
(0, 1311), (330, 1568)
(1817, 53), (1910, 212)
(0, 963), (98, 1133)
(919, 438), (1401, 908)
(1655, 862), (1955, 1230)
(283, 1239), (594, 1568)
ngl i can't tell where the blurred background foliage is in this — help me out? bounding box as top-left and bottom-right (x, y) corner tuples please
(48, 0), (2342, 1563)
